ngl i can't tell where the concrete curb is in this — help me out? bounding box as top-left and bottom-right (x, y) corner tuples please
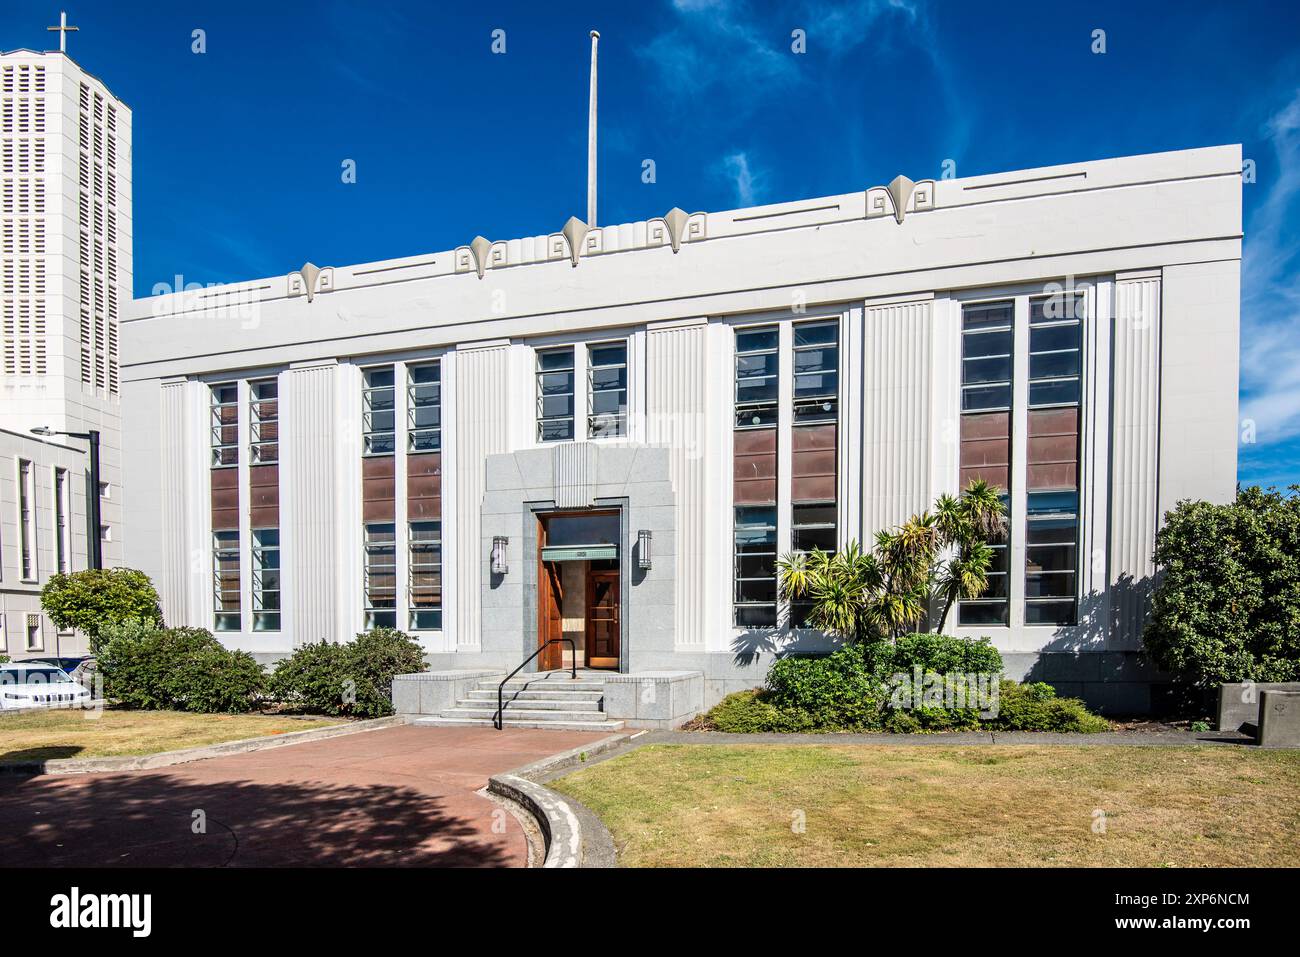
(0, 715), (405, 776)
(636, 729), (1253, 747)
(487, 732), (629, 868)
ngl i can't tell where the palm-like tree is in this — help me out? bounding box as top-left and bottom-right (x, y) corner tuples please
(777, 480), (1008, 642)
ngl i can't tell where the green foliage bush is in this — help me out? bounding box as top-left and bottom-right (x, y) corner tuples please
(697, 635), (1107, 734)
(41, 569), (163, 653)
(702, 689), (815, 733)
(270, 627), (427, 717)
(1144, 486), (1300, 687)
(986, 681), (1110, 733)
(98, 619), (265, 713)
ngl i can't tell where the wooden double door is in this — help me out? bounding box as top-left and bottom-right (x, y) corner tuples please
(538, 563), (620, 671)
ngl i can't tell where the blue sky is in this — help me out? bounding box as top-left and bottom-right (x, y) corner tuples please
(3, 0), (1299, 488)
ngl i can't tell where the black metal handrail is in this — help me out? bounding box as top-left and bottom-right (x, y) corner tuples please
(494, 638), (577, 729)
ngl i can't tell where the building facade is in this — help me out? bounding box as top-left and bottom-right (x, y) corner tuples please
(0, 50), (130, 657)
(122, 145), (1241, 713)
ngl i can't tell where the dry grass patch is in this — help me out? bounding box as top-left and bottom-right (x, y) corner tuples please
(552, 744), (1300, 867)
(0, 709), (343, 764)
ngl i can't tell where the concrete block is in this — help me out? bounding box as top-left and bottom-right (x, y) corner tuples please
(1257, 690), (1300, 748)
(391, 670), (504, 716)
(1217, 682), (1300, 733)
(604, 670), (703, 729)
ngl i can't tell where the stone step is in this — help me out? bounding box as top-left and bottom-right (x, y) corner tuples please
(479, 680), (607, 692)
(412, 716), (625, 731)
(461, 696), (604, 711)
(443, 706), (607, 721)
(464, 689), (604, 702)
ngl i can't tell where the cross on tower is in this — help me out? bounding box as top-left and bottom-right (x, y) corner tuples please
(47, 11), (79, 53)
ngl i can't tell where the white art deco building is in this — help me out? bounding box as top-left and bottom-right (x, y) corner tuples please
(122, 145), (1240, 717)
(0, 48), (129, 658)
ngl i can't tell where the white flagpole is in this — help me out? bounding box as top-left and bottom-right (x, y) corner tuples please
(587, 30), (599, 228)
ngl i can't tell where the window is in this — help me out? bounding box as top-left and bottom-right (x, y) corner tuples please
(790, 321), (840, 627)
(251, 528), (280, 631)
(54, 466), (70, 573)
(1024, 294), (1083, 626)
(362, 367), (396, 454)
(733, 326), (780, 627)
(210, 383), (239, 466)
(407, 363), (441, 452)
(587, 342), (627, 438)
(250, 379), (279, 463)
(734, 506), (778, 627)
(536, 347), (575, 442)
(18, 459), (35, 579)
(958, 301), (1014, 627)
(213, 530), (240, 631)
(363, 522), (397, 629)
(408, 520), (442, 630)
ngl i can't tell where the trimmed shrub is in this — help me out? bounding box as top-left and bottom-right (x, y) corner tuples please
(870, 633), (1004, 678)
(765, 645), (888, 730)
(41, 568), (163, 653)
(1144, 486), (1300, 687)
(98, 620), (265, 713)
(700, 690), (815, 733)
(270, 627), (427, 718)
(988, 681), (1109, 733)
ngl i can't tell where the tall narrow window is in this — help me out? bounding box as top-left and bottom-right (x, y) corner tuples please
(54, 467), (70, 573)
(958, 301), (1014, 626)
(250, 380), (279, 463)
(588, 342), (627, 438)
(407, 361), (443, 631)
(248, 378), (280, 630)
(1025, 294), (1083, 625)
(213, 530), (241, 631)
(210, 384), (239, 466)
(409, 521), (442, 630)
(790, 321), (839, 626)
(364, 523), (397, 629)
(407, 363), (441, 452)
(251, 529), (280, 631)
(733, 326), (779, 626)
(17, 459), (35, 579)
(362, 367), (396, 454)
(537, 347), (575, 442)
(211, 383), (241, 630)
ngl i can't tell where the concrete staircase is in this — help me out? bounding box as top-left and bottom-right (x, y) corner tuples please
(411, 670), (625, 731)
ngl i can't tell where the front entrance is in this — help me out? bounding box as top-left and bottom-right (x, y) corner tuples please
(537, 511), (622, 671)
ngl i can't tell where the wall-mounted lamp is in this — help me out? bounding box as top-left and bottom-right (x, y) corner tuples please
(490, 536), (509, 575)
(637, 529), (653, 570)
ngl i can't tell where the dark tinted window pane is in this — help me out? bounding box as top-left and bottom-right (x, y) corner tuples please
(963, 355), (1012, 384)
(1030, 323), (1081, 353)
(590, 366), (626, 390)
(589, 344), (625, 367)
(736, 353), (779, 378)
(963, 329), (1013, 358)
(1026, 600), (1076, 625)
(736, 328), (778, 352)
(538, 349), (574, 372)
(545, 513), (620, 546)
(1030, 296), (1084, 323)
(962, 301), (1014, 330)
(737, 406), (779, 427)
(1028, 379), (1079, 407)
(735, 605), (777, 627)
(1029, 350), (1081, 380)
(539, 372), (573, 395)
(539, 420), (574, 441)
(794, 323), (837, 346)
(962, 384), (1012, 411)
(737, 378), (779, 404)
(793, 527), (837, 552)
(958, 602), (1008, 626)
(1025, 572), (1076, 598)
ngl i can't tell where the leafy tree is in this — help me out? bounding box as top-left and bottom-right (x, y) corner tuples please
(41, 569), (163, 653)
(1144, 485), (1300, 687)
(779, 480), (1007, 642)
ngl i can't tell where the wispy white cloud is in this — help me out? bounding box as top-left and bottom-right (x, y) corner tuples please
(1240, 88), (1300, 459)
(721, 151), (765, 205)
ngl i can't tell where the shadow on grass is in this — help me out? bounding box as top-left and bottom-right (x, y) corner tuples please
(0, 772), (513, 868)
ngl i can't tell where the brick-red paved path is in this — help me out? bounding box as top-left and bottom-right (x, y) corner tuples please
(0, 725), (607, 867)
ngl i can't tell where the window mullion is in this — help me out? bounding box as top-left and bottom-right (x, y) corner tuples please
(1009, 295), (1031, 630)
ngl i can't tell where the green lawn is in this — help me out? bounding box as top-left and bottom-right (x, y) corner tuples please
(0, 709), (343, 764)
(552, 743), (1300, 867)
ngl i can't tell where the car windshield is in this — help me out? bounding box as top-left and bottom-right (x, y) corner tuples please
(1, 668), (73, 685)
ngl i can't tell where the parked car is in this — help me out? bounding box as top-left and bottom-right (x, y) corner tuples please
(0, 663), (93, 710)
(22, 656), (91, 677)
